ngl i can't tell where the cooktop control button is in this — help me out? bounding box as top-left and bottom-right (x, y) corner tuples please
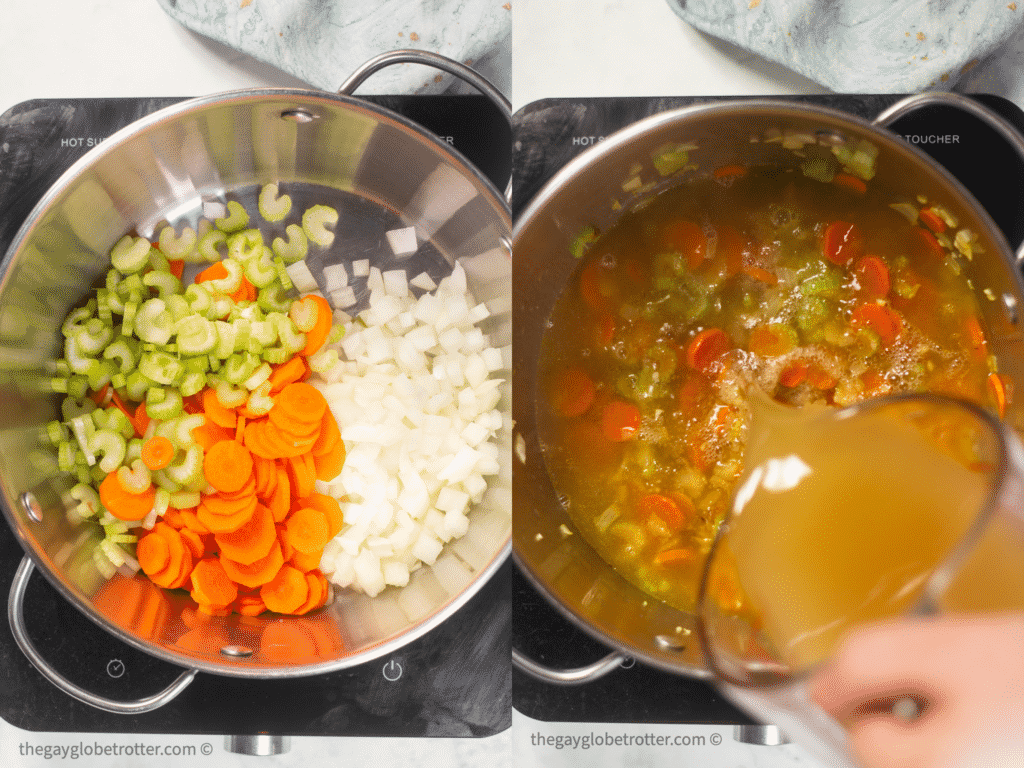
(106, 659), (126, 679)
(382, 659), (403, 682)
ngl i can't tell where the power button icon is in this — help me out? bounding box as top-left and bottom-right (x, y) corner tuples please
(382, 659), (403, 682)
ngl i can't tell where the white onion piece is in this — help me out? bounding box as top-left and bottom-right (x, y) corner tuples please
(309, 260), (503, 598)
(386, 226), (418, 257)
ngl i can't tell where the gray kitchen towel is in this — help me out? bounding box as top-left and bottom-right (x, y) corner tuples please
(666, 0), (1024, 93)
(157, 0), (511, 97)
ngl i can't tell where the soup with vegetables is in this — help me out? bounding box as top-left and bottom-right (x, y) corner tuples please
(536, 164), (1011, 613)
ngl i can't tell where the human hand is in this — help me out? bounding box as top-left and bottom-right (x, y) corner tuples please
(808, 612), (1024, 768)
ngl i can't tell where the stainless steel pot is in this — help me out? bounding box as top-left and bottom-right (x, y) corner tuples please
(0, 50), (512, 713)
(512, 92), (1024, 685)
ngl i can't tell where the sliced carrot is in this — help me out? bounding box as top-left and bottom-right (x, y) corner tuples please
(203, 439), (254, 494)
(235, 594), (267, 617)
(191, 419), (235, 451)
(141, 435), (175, 471)
(179, 507), (211, 535)
(919, 207), (947, 234)
(638, 493), (689, 532)
(854, 255), (890, 299)
(284, 507), (331, 554)
(311, 412), (341, 457)
(301, 493), (345, 538)
(202, 388), (237, 428)
(821, 221), (863, 266)
(289, 548), (323, 573)
(195, 260), (229, 284)
(215, 503), (277, 565)
(741, 264), (778, 285)
(653, 548), (696, 566)
(748, 325), (795, 357)
(99, 472), (156, 522)
(268, 357), (309, 394)
(313, 439), (346, 482)
(133, 401), (151, 437)
(685, 328), (731, 372)
(550, 367), (596, 418)
(831, 173), (867, 194)
(218, 473), (257, 501)
(779, 361), (810, 388)
(711, 226), (745, 278)
(221, 541), (285, 589)
(190, 557), (238, 608)
(913, 227), (946, 259)
(273, 382), (328, 425)
(229, 276), (256, 304)
(260, 564), (310, 615)
(287, 453), (317, 499)
(137, 530), (171, 578)
(807, 365), (839, 391)
(293, 571), (325, 614)
(988, 372), (1012, 419)
(196, 493), (258, 534)
(268, 467), (291, 522)
(167, 259), (185, 279)
(850, 303), (903, 346)
(150, 523), (193, 590)
(713, 164), (747, 179)
(299, 295), (333, 357)
(662, 220), (707, 270)
(601, 400), (641, 442)
(178, 527), (206, 561)
(88, 383), (110, 406)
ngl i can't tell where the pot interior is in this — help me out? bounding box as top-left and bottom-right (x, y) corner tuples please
(0, 90), (511, 676)
(512, 101), (1024, 677)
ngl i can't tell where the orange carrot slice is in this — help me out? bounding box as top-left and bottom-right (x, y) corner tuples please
(190, 558), (238, 608)
(203, 440), (254, 494)
(260, 565), (310, 614)
(141, 435), (175, 471)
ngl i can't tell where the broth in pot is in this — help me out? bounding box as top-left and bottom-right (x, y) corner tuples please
(536, 164), (1008, 614)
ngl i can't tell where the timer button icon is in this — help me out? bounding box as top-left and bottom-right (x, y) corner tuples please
(382, 659), (403, 682)
(106, 659), (126, 678)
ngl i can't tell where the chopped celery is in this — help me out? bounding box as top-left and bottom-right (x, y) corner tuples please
(57, 441), (77, 472)
(69, 483), (101, 518)
(232, 318), (252, 351)
(259, 183), (292, 223)
(213, 321), (237, 359)
(163, 445), (205, 488)
(103, 406), (135, 440)
(164, 294), (191, 322)
(216, 200), (250, 233)
(147, 387), (183, 420)
(135, 299), (174, 345)
(208, 258), (244, 294)
(85, 359), (115, 392)
(110, 235), (151, 274)
(116, 459), (152, 494)
(244, 361), (272, 390)
(125, 437), (144, 464)
(124, 370), (151, 401)
(228, 229), (264, 262)
(308, 348), (339, 373)
(172, 414), (204, 448)
(215, 378), (248, 408)
(651, 143), (693, 176)
(42, 420), (69, 446)
(273, 313), (306, 353)
(103, 337), (139, 373)
(246, 380), (273, 416)
(223, 353), (257, 385)
(570, 225), (599, 259)
(61, 305), (95, 337)
(185, 283), (213, 315)
(258, 284), (292, 314)
(198, 230), (227, 262)
(244, 247), (279, 287)
(158, 224), (198, 260)
(64, 335), (94, 375)
(169, 490), (200, 509)
(138, 351), (183, 386)
(143, 270), (182, 298)
(302, 204), (338, 248)
(87, 429), (126, 474)
(62, 396), (96, 421)
(120, 300), (138, 338)
(263, 346), (290, 365)
(272, 224), (309, 264)
(175, 314), (217, 356)
(180, 370), (206, 398)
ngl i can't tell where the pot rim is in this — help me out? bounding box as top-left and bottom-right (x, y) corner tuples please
(1, 87), (512, 679)
(512, 95), (1024, 680)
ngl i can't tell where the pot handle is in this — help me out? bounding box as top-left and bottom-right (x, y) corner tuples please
(872, 91), (1024, 267)
(512, 645), (627, 686)
(337, 49), (513, 203)
(8, 556), (197, 714)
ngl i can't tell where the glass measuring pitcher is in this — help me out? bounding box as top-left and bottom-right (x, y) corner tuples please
(696, 392), (1024, 765)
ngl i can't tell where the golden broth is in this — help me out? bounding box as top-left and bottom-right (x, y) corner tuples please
(537, 167), (1005, 613)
